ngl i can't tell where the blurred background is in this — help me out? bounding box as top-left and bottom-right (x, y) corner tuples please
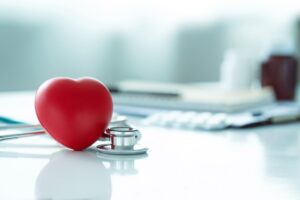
(0, 0), (299, 91)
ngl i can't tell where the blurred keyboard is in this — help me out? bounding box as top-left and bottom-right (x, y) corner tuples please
(141, 102), (300, 130)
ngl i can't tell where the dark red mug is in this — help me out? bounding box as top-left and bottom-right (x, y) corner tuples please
(261, 55), (298, 101)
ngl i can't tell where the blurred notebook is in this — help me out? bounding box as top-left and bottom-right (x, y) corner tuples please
(110, 81), (275, 113)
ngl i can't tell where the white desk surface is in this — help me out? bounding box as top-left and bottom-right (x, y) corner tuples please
(0, 91), (300, 200)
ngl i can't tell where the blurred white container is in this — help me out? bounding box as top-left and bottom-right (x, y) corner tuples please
(220, 49), (256, 91)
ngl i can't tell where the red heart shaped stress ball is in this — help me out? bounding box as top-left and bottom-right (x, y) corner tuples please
(35, 77), (113, 151)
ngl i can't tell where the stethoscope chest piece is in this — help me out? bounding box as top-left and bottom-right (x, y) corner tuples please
(97, 127), (148, 155)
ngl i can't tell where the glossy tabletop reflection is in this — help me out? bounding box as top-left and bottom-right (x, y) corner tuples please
(0, 92), (300, 200)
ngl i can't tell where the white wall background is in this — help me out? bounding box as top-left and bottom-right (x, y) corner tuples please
(0, 0), (299, 91)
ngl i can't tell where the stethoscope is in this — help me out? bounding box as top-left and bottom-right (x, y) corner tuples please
(0, 114), (148, 155)
(97, 126), (148, 155)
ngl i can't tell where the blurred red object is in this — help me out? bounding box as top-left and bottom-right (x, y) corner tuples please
(261, 55), (298, 101)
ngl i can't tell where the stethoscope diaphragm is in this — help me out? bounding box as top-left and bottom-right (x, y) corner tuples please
(96, 126), (148, 155)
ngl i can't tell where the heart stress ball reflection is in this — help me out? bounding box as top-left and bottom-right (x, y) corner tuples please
(35, 150), (111, 200)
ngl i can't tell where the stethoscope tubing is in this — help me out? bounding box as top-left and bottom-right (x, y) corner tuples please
(0, 114), (128, 142)
(0, 124), (42, 131)
(0, 129), (45, 141)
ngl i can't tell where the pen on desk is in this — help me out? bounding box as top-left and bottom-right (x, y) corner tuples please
(108, 86), (180, 98)
(108, 86), (180, 117)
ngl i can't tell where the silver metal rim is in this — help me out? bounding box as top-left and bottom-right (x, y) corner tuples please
(105, 127), (138, 137)
(96, 152), (148, 160)
(96, 144), (148, 155)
